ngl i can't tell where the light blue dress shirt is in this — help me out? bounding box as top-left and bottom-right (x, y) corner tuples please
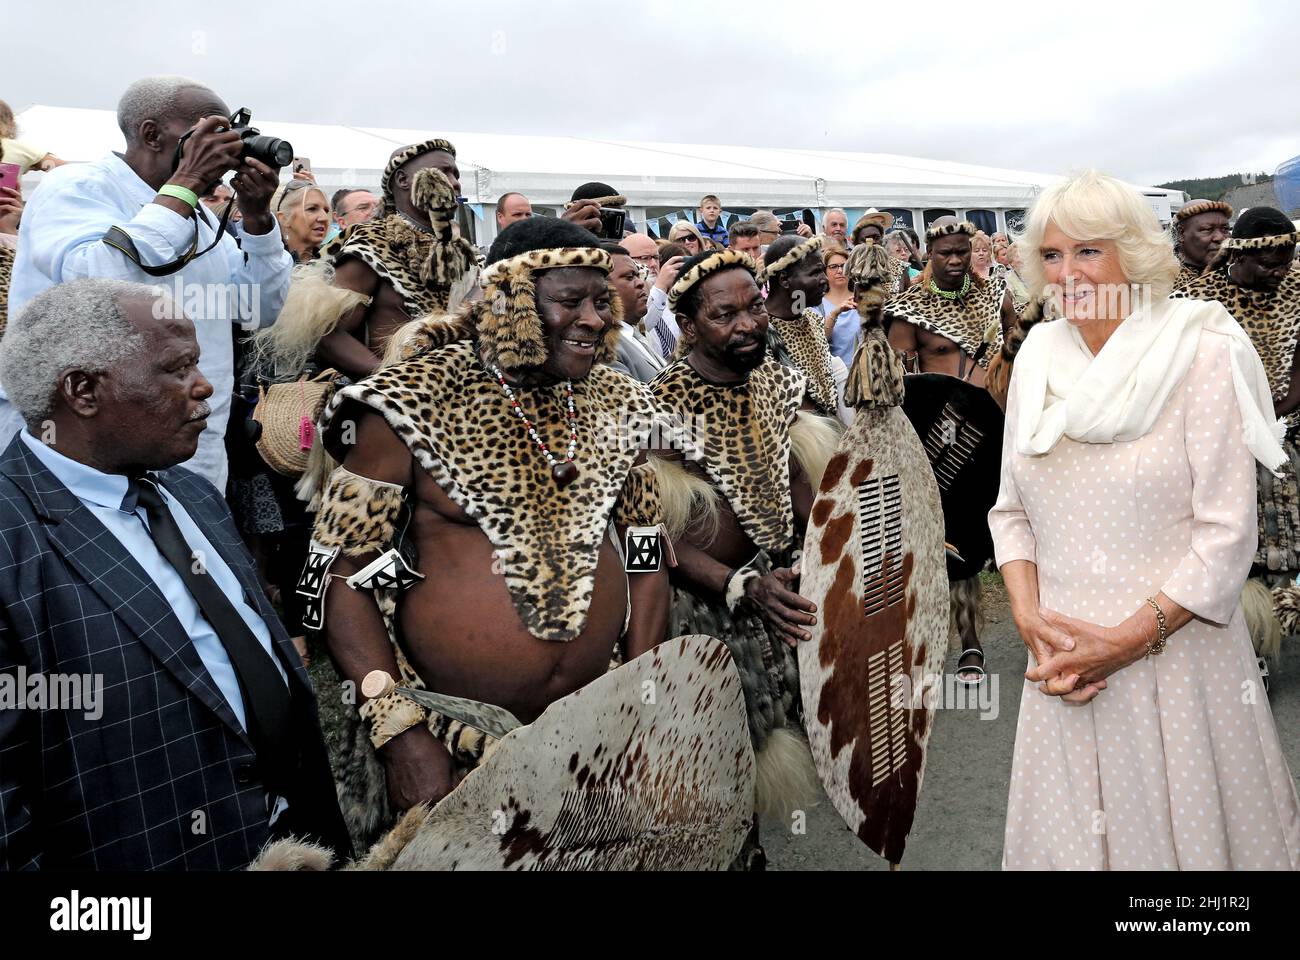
(21, 431), (287, 733)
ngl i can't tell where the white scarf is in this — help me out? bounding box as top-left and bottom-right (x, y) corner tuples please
(1013, 295), (1286, 472)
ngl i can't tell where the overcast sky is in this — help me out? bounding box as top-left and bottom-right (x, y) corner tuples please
(6, 0), (1298, 187)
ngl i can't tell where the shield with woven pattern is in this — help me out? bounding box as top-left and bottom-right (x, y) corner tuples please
(901, 372), (1005, 581)
(798, 403), (949, 865)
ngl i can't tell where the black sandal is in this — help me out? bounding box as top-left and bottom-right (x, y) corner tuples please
(957, 647), (986, 687)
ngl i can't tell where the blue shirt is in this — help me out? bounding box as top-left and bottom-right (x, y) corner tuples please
(820, 298), (862, 368)
(696, 219), (729, 246)
(20, 431), (287, 733)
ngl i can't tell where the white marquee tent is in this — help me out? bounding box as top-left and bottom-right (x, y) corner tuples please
(15, 105), (1185, 245)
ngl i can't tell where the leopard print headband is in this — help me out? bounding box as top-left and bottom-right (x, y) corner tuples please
(1220, 232), (1300, 252)
(474, 247), (620, 371)
(761, 234), (823, 280)
(381, 138), (458, 210)
(925, 220), (977, 244)
(666, 249), (761, 311)
(1175, 200), (1233, 223)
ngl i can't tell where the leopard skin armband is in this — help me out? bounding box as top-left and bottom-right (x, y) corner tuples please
(613, 461), (663, 528)
(299, 468), (414, 630)
(312, 467), (406, 557)
(358, 689), (429, 750)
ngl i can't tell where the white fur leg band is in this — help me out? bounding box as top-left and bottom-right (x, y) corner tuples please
(725, 566), (761, 612)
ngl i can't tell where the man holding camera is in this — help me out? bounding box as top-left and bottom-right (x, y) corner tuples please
(3, 75), (291, 491)
(565, 181), (630, 238)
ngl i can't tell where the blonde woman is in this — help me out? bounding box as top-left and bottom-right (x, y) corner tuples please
(272, 179), (331, 262)
(970, 230), (994, 280)
(668, 220), (709, 255)
(990, 170), (1300, 869)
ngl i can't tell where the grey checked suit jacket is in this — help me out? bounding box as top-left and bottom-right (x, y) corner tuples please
(0, 436), (348, 870)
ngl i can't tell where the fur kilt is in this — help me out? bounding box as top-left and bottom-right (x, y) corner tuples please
(668, 551), (801, 753)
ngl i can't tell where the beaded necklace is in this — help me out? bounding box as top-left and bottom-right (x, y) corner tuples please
(490, 363), (580, 488)
(928, 273), (972, 301)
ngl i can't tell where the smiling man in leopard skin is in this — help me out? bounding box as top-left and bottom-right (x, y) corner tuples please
(303, 217), (670, 845)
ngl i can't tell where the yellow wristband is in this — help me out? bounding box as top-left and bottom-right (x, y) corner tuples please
(159, 183), (200, 208)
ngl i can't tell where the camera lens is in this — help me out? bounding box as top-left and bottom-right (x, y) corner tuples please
(241, 133), (294, 169)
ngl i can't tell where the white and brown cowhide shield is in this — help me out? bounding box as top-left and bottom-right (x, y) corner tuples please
(383, 634), (755, 870)
(798, 406), (948, 864)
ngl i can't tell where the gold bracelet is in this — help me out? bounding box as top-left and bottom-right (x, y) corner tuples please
(1144, 597), (1168, 657)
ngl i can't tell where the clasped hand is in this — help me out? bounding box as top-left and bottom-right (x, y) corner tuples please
(1017, 608), (1146, 705)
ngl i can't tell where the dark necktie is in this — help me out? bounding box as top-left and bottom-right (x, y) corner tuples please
(130, 477), (297, 792)
(652, 320), (675, 360)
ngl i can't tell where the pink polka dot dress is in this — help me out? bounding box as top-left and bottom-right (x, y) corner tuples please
(990, 327), (1300, 870)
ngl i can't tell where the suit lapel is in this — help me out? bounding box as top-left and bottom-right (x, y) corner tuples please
(2, 439), (252, 746)
(626, 324), (665, 374)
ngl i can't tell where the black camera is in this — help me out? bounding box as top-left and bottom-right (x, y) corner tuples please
(173, 107), (294, 174)
(228, 108), (293, 168)
(598, 206), (627, 239)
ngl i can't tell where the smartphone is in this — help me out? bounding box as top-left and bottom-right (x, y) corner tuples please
(0, 162), (20, 194)
(598, 206), (627, 238)
(291, 157), (312, 177)
(779, 219), (801, 234)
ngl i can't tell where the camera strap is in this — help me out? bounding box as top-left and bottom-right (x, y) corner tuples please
(102, 192), (238, 277)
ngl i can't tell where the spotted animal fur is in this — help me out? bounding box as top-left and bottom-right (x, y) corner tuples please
(650, 357), (805, 555)
(768, 308), (839, 417)
(320, 338), (657, 642)
(885, 271), (1006, 368)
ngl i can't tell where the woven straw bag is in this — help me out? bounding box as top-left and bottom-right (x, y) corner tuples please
(252, 368), (339, 478)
